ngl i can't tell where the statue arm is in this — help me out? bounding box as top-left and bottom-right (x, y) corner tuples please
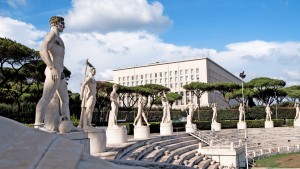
(39, 31), (56, 69)
(80, 77), (91, 99)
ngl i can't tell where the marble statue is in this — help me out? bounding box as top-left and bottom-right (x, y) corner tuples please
(133, 95), (150, 126)
(161, 92), (171, 124)
(211, 103), (218, 123)
(108, 84), (119, 128)
(79, 63), (97, 130)
(238, 103), (245, 122)
(183, 100), (197, 125)
(34, 16), (74, 131)
(295, 103), (300, 120)
(265, 104), (272, 121)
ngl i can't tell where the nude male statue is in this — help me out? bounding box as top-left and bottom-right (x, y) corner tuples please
(108, 84), (119, 128)
(161, 92), (171, 124)
(79, 66), (97, 129)
(34, 16), (71, 129)
(265, 104), (272, 121)
(211, 103), (218, 123)
(133, 95), (150, 126)
(295, 103), (300, 120)
(182, 100), (197, 125)
(238, 103), (245, 122)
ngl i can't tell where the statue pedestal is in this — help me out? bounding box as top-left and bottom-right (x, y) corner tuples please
(106, 126), (127, 144)
(211, 122), (221, 131)
(237, 121), (247, 130)
(185, 123), (197, 133)
(134, 125), (150, 139)
(85, 128), (106, 154)
(294, 119), (300, 127)
(265, 121), (274, 128)
(160, 121), (173, 136)
(58, 131), (90, 154)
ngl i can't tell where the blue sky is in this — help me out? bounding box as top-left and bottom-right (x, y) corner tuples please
(1, 0), (300, 93)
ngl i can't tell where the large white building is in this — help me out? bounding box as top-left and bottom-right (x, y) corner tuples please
(113, 57), (241, 109)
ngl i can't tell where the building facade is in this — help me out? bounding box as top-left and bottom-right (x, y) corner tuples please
(113, 57), (241, 109)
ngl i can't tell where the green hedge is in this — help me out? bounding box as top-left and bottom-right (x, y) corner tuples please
(119, 119), (289, 135)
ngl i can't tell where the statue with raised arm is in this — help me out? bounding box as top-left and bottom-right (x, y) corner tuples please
(133, 95), (150, 126)
(161, 92), (171, 124)
(211, 103), (218, 123)
(108, 84), (119, 128)
(238, 103), (245, 122)
(78, 62), (97, 130)
(34, 16), (78, 132)
(183, 100), (197, 125)
(265, 104), (272, 121)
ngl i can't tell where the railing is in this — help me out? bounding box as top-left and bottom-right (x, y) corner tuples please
(248, 145), (300, 159)
(190, 129), (245, 150)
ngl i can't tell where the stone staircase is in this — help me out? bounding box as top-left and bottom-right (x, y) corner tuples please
(114, 133), (225, 169)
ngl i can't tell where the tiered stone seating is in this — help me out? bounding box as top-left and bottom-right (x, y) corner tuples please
(114, 133), (222, 169)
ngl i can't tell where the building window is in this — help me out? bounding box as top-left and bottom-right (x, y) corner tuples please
(165, 72), (167, 77)
(136, 81), (138, 85)
(191, 75), (194, 80)
(127, 76), (129, 81)
(180, 76), (183, 81)
(141, 75), (143, 79)
(196, 75), (199, 81)
(150, 74), (152, 78)
(155, 73), (157, 78)
(196, 68), (199, 73)
(141, 81), (143, 85)
(165, 78), (167, 83)
(175, 77), (178, 82)
(169, 71), (172, 76)
(170, 77), (172, 82)
(180, 70), (183, 75)
(191, 69), (194, 74)
(145, 74), (147, 78)
(160, 79), (162, 83)
(132, 76), (134, 80)
(175, 71), (177, 76)
(170, 83), (173, 88)
(136, 75), (138, 79)
(132, 82), (134, 86)
(123, 77), (125, 81)
(123, 82), (125, 85)
(145, 80), (148, 84)
(155, 79), (157, 83)
(185, 69), (188, 74)
(160, 72), (162, 77)
(185, 76), (188, 81)
(119, 77), (121, 82)
(150, 80), (152, 84)
(127, 82), (129, 86)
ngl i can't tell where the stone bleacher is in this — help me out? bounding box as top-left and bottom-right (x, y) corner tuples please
(112, 133), (226, 169)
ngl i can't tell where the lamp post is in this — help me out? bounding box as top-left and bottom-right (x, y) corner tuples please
(274, 92), (278, 119)
(239, 71), (248, 169)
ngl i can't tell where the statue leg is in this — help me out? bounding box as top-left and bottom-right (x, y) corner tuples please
(35, 74), (60, 127)
(56, 79), (70, 119)
(86, 98), (96, 127)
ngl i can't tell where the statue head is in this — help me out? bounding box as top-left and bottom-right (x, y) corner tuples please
(113, 84), (118, 90)
(90, 67), (96, 75)
(49, 16), (65, 30)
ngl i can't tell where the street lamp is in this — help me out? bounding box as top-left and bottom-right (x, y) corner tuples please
(239, 71), (248, 169)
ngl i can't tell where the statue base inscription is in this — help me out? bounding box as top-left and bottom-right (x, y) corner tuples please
(237, 121), (247, 130)
(185, 123), (197, 133)
(211, 122), (221, 131)
(160, 121), (173, 136)
(265, 121), (274, 128)
(134, 125), (150, 139)
(106, 126), (127, 144)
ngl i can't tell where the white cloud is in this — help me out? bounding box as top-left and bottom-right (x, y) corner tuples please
(6, 0), (27, 8)
(0, 16), (46, 49)
(64, 0), (172, 33)
(62, 31), (216, 92)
